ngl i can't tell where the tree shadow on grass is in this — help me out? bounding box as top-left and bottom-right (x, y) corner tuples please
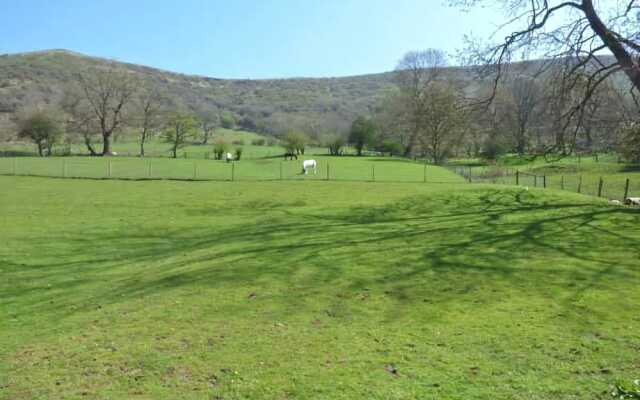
(3, 188), (640, 327)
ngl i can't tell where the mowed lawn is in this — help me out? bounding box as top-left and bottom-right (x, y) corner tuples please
(1, 175), (640, 399)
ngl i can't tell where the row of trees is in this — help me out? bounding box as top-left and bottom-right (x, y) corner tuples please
(15, 69), (237, 158)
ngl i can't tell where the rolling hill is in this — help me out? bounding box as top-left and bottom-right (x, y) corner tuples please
(0, 49), (622, 142)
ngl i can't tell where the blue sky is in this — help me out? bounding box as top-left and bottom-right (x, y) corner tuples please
(1, 0), (503, 78)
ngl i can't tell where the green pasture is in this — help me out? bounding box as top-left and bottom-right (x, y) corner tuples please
(1, 173), (639, 399)
(0, 156), (461, 183)
(452, 154), (640, 200)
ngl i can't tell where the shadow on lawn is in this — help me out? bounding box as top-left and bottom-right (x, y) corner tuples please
(5, 188), (640, 324)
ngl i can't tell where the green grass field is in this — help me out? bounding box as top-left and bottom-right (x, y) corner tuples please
(0, 156), (460, 184)
(452, 155), (640, 201)
(1, 169), (640, 399)
(0, 129), (287, 159)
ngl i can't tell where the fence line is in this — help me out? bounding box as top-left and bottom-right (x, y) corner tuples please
(0, 158), (464, 184)
(448, 165), (637, 202)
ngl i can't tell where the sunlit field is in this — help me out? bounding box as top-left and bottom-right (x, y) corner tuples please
(2, 172), (639, 399)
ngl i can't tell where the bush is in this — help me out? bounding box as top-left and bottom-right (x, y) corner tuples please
(480, 135), (508, 162)
(349, 116), (376, 156)
(232, 139), (245, 146)
(220, 112), (236, 129)
(235, 147), (243, 161)
(377, 139), (403, 156)
(251, 138), (266, 146)
(325, 134), (346, 156)
(16, 109), (62, 157)
(619, 122), (640, 164)
(282, 130), (308, 155)
(212, 139), (229, 160)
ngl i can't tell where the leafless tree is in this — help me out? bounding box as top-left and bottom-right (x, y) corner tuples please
(454, 0), (640, 144)
(394, 49), (448, 156)
(135, 87), (165, 157)
(60, 89), (100, 156)
(195, 108), (218, 145)
(500, 76), (543, 154)
(417, 83), (469, 164)
(76, 69), (138, 155)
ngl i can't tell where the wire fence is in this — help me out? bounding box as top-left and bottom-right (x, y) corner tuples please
(0, 157), (463, 184)
(449, 165), (639, 202)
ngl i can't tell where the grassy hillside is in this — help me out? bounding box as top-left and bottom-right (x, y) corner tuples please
(0, 50), (397, 138)
(0, 49), (558, 140)
(1, 175), (639, 399)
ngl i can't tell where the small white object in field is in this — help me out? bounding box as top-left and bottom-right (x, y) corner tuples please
(112, 151), (117, 156)
(224, 152), (233, 162)
(302, 159), (317, 175)
(609, 199), (622, 205)
(625, 197), (640, 206)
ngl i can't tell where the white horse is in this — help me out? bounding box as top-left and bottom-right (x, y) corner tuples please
(224, 152), (234, 163)
(302, 159), (317, 175)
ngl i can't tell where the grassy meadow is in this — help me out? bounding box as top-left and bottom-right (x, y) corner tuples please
(453, 154), (640, 201)
(0, 156), (459, 184)
(1, 168), (640, 399)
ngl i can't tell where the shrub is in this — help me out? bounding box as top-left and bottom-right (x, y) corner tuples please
(377, 139), (403, 156)
(232, 139), (245, 146)
(212, 139), (229, 160)
(282, 130), (308, 155)
(325, 134), (346, 156)
(251, 138), (266, 146)
(16, 109), (62, 157)
(480, 135), (508, 162)
(619, 122), (640, 164)
(349, 116), (376, 156)
(220, 112), (236, 129)
(235, 147), (243, 161)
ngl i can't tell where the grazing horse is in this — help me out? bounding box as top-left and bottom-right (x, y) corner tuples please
(224, 152), (234, 163)
(284, 152), (298, 161)
(302, 159), (317, 175)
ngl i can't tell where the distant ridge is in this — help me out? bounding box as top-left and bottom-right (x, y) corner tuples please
(0, 49), (622, 139)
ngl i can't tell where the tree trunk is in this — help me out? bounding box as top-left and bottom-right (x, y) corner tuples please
(36, 142), (44, 157)
(140, 129), (147, 157)
(102, 134), (112, 156)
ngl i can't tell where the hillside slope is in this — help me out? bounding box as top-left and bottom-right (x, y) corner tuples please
(0, 50), (399, 137)
(0, 49), (622, 140)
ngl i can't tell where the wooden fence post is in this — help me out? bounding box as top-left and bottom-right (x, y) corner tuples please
(280, 162), (283, 180)
(423, 163), (427, 183)
(561, 175), (564, 190)
(624, 178), (630, 200)
(231, 162), (235, 181)
(372, 164), (375, 182)
(534, 175), (537, 187)
(108, 160), (112, 178)
(543, 175), (546, 189)
(597, 177), (604, 197)
(516, 170), (519, 186)
(578, 176), (582, 193)
(326, 163), (330, 181)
